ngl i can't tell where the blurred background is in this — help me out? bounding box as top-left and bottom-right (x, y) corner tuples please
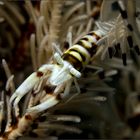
(0, 0), (140, 139)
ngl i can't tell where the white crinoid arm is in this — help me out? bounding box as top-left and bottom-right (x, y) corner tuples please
(26, 79), (73, 113)
(26, 94), (59, 113)
(10, 64), (54, 108)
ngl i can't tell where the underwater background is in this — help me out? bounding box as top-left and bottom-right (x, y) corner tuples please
(0, 0), (140, 139)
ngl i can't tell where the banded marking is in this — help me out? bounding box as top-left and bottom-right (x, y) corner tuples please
(108, 47), (113, 58)
(70, 48), (86, 62)
(65, 51), (83, 62)
(82, 35), (98, 43)
(62, 53), (83, 70)
(127, 35), (133, 48)
(87, 31), (101, 40)
(64, 42), (91, 65)
(117, 0), (127, 18)
(134, 45), (140, 55)
(69, 48), (86, 62)
(122, 53), (127, 65)
(77, 40), (92, 49)
(117, 0), (133, 31)
(77, 40), (98, 56)
(62, 31), (101, 70)
(69, 44), (91, 60)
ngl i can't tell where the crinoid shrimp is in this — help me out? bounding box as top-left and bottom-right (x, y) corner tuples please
(10, 15), (125, 113)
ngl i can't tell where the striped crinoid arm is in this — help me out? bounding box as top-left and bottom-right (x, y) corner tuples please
(7, 86), (68, 139)
(0, 72), (65, 139)
(1, 113), (37, 140)
(0, 60), (36, 139)
(98, 0), (140, 66)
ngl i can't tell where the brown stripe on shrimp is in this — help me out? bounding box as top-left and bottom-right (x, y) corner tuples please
(62, 52), (83, 71)
(69, 44), (91, 61)
(68, 48), (87, 62)
(62, 30), (102, 71)
(77, 40), (98, 57)
(87, 31), (101, 40)
(77, 37), (99, 57)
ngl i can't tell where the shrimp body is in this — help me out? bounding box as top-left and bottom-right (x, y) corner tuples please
(49, 30), (105, 85)
(10, 15), (116, 110)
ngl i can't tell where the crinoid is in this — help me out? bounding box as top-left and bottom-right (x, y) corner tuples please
(0, 0), (140, 139)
